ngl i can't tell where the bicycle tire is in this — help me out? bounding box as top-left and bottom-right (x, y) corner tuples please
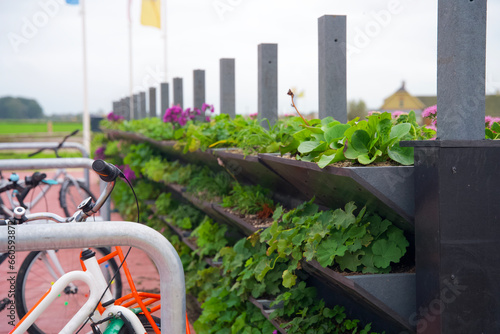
(117, 314), (161, 334)
(15, 247), (123, 334)
(59, 179), (96, 217)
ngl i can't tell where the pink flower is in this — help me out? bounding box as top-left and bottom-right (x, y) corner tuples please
(392, 111), (407, 119)
(249, 112), (258, 120)
(367, 111), (380, 116)
(422, 105), (437, 118)
(94, 146), (105, 160)
(205, 116), (211, 122)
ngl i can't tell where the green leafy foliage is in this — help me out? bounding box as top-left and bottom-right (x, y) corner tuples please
(260, 200), (409, 275)
(191, 218), (229, 257)
(155, 192), (204, 230)
(281, 111), (435, 167)
(186, 166), (233, 200)
(222, 184), (275, 215)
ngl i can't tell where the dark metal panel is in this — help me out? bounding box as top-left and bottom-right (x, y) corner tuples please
(259, 154), (414, 232)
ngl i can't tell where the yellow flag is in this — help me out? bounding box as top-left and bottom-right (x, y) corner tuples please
(141, 0), (161, 29)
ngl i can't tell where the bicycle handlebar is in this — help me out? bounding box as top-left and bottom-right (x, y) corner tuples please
(28, 130), (80, 158)
(1, 159), (121, 225)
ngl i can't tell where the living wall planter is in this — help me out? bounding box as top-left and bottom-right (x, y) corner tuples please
(258, 154), (415, 232)
(248, 297), (287, 334)
(212, 204), (259, 235)
(302, 261), (414, 333)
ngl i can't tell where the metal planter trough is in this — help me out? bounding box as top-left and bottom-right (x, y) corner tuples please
(213, 149), (307, 207)
(302, 261), (415, 333)
(258, 154), (415, 232)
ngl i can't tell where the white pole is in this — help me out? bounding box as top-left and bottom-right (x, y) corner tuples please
(81, 0), (90, 153)
(129, 0), (134, 119)
(163, 0), (167, 82)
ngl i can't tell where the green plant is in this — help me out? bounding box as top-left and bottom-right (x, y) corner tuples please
(155, 192), (204, 230)
(281, 107), (434, 166)
(191, 217), (229, 257)
(270, 282), (379, 334)
(186, 167), (233, 200)
(222, 184), (275, 216)
(259, 200), (409, 287)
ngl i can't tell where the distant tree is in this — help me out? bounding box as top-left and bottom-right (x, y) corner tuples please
(347, 99), (367, 121)
(0, 96), (44, 119)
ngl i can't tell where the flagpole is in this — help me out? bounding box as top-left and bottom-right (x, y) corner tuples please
(129, 0), (134, 119)
(81, 0), (90, 153)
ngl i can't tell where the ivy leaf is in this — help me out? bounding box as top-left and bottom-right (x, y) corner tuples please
(372, 239), (403, 268)
(368, 216), (391, 238)
(337, 250), (364, 272)
(282, 269), (297, 288)
(316, 238), (348, 267)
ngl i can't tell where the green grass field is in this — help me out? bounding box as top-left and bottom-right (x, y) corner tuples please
(0, 120), (82, 134)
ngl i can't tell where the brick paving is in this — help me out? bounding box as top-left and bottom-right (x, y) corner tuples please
(0, 169), (194, 333)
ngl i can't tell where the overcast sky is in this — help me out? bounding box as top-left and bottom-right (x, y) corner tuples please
(1, 0), (499, 116)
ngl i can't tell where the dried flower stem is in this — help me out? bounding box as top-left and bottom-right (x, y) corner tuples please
(287, 89), (310, 126)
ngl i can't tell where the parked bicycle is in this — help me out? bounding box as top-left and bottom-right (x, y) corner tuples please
(0, 130), (95, 218)
(0, 168), (121, 332)
(1, 160), (189, 333)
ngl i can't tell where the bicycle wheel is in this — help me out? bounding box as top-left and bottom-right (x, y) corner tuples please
(59, 179), (96, 217)
(117, 314), (161, 334)
(16, 247), (123, 334)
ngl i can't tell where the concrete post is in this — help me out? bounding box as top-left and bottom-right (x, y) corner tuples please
(173, 78), (183, 109)
(437, 0), (486, 140)
(112, 101), (118, 115)
(140, 91), (147, 119)
(258, 43), (278, 127)
(193, 70), (206, 120)
(149, 87), (157, 118)
(220, 58), (236, 117)
(318, 15), (347, 123)
(133, 94), (139, 120)
(160, 82), (170, 117)
(124, 97), (131, 121)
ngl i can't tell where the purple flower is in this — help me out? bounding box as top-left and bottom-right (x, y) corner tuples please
(94, 146), (105, 160)
(195, 108), (201, 115)
(205, 116), (211, 122)
(273, 331), (278, 334)
(107, 112), (124, 122)
(121, 165), (136, 181)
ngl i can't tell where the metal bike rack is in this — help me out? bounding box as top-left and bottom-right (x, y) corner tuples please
(0, 142), (91, 187)
(0, 221), (186, 333)
(0, 158), (110, 220)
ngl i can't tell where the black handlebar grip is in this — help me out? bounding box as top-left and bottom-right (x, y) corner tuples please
(92, 160), (120, 182)
(32, 172), (47, 183)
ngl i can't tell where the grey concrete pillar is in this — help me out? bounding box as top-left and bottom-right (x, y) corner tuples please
(258, 44), (278, 126)
(140, 92), (147, 119)
(318, 15), (347, 123)
(193, 70), (206, 120)
(121, 98), (128, 119)
(437, 0), (486, 140)
(124, 97), (131, 120)
(173, 78), (183, 109)
(112, 101), (119, 115)
(149, 87), (157, 118)
(160, 82), (170, 117)
(220, 58), (236, 117)
(133, 94), (139, 120)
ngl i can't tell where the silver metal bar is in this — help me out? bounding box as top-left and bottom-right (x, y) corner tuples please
(0, 221), (186, 333)
(0, 158), (110, 221)
(0, 142), (91, 186)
